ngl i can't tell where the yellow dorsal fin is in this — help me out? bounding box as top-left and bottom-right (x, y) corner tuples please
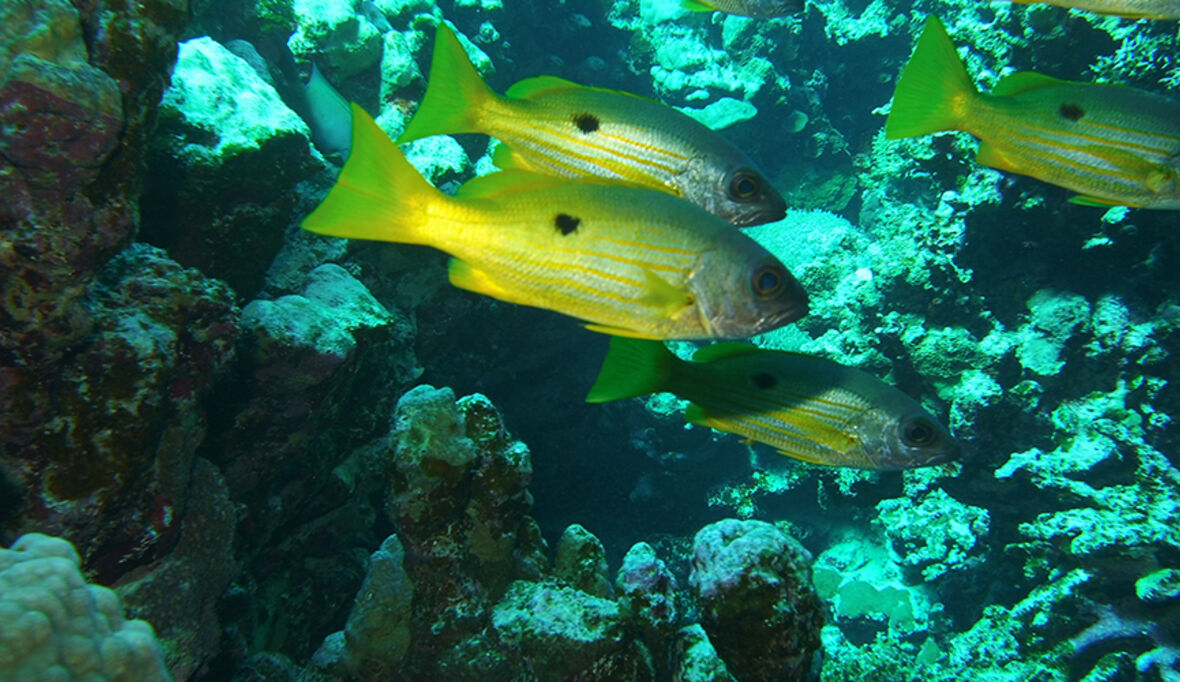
(506, 75), (662, 106)
(692, 342), (761, 363)
(453, 169), (571, 198)
(505, 75), (583, 99)
(991, 71), (1069, 97)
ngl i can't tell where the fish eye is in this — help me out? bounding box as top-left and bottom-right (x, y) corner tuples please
(752, 265), (782, 296)
(729, 171), (761, 200)
(902, 418), (937, 447)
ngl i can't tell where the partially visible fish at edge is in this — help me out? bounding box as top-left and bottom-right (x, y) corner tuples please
(680, 0), (804, 17)
(886, 15), (1180, 209)
(1009, 0), (1180, 19)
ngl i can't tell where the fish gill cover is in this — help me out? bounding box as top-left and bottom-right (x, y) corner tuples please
(0, 0), (1178, 681)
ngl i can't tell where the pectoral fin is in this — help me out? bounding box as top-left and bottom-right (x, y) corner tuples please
(775, 447), (831, 465)
(639, 269), (693, 313)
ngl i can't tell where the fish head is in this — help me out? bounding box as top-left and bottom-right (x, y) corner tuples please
(688, 246), (808, 338)
(851, 405), (961, 470)
(683, 157), (786, 226)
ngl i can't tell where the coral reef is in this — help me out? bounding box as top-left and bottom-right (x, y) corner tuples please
(5, 243), (238, 587)
(3, 0), (1179, 681)
(139, 36), (326, 297)
(0, 533), (171, 681)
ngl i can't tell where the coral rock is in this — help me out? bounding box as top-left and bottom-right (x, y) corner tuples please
(343, 534), (415, 678)
(554, 523), (614, 599)
(491, 580), (651, 681)
(0, 533), (171, 682)
(616, 542), (681, 651)
(689, 519), (824, 682)
(140, 36), (324, 297)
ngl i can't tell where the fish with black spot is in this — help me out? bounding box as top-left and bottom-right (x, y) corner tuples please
(397, 24), (787, 226)
(680, 0), (804, 18)
(303, 104), (808, 340)
(587, 337), (961, 470)
(1008, 0), (1180, 19)
(886, 16), (1180, 209)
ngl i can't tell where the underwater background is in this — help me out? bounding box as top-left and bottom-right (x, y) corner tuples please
(1, 0), (1179, 679)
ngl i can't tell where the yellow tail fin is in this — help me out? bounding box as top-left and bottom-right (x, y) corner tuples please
(885, 16), (976, 139)
(586, 337), (678, 403)
(301, 103), (438, 245)
(396, 23), (494, 143)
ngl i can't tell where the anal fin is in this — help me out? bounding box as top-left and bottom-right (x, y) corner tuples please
(583, 323), (660, 339)
(448, 258), (514, 300)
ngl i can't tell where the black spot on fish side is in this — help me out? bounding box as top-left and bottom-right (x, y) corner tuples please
(1059, 103), (1085, 122)
(752, 372), (777, 389)
(572, 112), (600, 133)
(555, 213), (581, 235)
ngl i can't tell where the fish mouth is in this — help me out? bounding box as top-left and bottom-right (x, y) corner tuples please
(731, 205), (787, 228)
(774, 273), (811, 324)
(759, 295), (809, 331)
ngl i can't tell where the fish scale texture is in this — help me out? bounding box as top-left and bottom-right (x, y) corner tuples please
(0, 534), (171, 682)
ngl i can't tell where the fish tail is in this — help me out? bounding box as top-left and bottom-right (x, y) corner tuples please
(884, 16), (976, 139)
(397, 23), (493, 143)
(302, 103), (437, 245)
(305, 63), (353, 157)
(586, 337), (678, 403)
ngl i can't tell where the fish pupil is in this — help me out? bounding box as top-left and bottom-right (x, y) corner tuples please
(752, 372), (776, 389)
(730, 172), (760, 199)
(554, 213), (581, 235)
(753, 266), (781, 295)
(903, 419), (935, 446)
(1059, 103), (1085, 122)
(572, 113), (600, 133)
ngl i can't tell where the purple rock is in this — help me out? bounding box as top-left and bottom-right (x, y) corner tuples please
(689, 519), (824, 682)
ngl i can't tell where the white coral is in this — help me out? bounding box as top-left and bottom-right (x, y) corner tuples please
(0, 533), (171, 682)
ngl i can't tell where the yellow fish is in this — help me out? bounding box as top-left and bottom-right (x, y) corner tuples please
(680, 0), (803, 17)
(303, 104), (809, 340)
(586, 338), (961, 470)
(1009, 0), (1180, 19)
(886, 16), (1180, 209)
(397, 25), (787, 227)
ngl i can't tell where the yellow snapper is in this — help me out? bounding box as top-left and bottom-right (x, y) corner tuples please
(680, 0), (804, 17)
(885, 16), (1180, 209)
(1009, 0), (1180, 19)
(303, 104), (809, 340)
(586, 338), (961, 470)
(397, 24), (787, 227)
